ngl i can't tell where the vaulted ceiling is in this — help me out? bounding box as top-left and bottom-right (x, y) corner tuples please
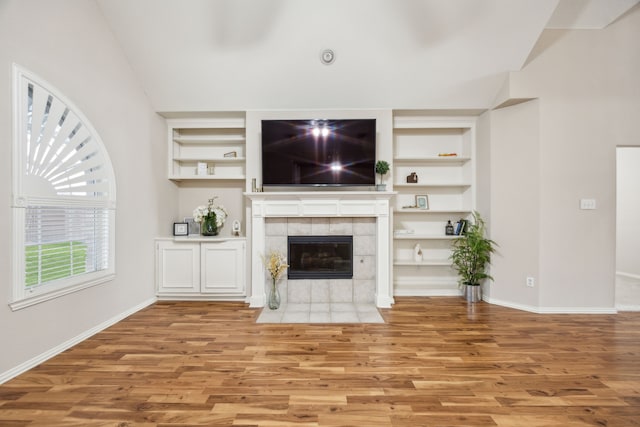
(96, 0), (639, 112)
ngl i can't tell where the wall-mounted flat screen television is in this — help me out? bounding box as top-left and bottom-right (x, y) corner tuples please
(261, 119), (376, 187)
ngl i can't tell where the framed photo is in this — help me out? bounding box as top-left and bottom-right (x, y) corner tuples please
(173, 222), (189, 236)
(415, 195), (429, 210)
(184, 217), (200, 235)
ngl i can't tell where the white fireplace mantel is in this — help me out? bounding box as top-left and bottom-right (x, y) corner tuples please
(245, 191), (396, 308)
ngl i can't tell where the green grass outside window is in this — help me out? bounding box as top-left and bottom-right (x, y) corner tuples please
(25, 241), (87, 286)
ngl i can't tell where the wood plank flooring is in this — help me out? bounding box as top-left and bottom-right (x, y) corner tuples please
(0, 297), (639, 426)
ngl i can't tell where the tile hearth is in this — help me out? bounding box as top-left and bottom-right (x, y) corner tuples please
(256, 302), (384, 324)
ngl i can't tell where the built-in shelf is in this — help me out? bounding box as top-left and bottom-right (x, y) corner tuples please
(391, 112), (476, 297)
(394, 208), (472, 214)
(393, 156), (471, 164)
(394, 183), (471, 188)
(167, 114), (246, 181)
(174, 156), (246, 163)
(169, 175), (246, 181)
(393, 233), (461, 240)
(394, 259), (452, 266)
(173, 135), (245, 144)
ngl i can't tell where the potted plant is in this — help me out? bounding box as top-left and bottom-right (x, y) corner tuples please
(375, 160), (390, 191)
(193, 196), (228, 236)
(450, 211), (496, 303)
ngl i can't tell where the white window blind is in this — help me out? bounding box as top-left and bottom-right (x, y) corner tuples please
(25, 206), (111, 288)
(11, 65), (116, 310)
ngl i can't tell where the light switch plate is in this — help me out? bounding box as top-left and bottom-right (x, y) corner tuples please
(580, 198), (597, 210)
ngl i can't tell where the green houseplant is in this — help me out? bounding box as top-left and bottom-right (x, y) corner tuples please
(450, 211), (496, 302)
(375, 160), (390, 191)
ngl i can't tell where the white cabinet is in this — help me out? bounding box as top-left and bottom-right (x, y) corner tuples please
(156, 240), (200, 294)
(156, 238), (246, 300)
(166, 113), (246, 181)
(391, 112), (476, 296)
(201, 241), (245, 294)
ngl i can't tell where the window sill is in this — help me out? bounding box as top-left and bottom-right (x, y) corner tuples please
(9, 274), (115, 311)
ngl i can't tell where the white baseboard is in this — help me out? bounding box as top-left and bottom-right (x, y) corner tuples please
(617, 271), (640, 281)
(393, 289), (461, 297)
(485, 296), (617, 314)
(0, 297), (157, 384)
(616, 304), (640, 312)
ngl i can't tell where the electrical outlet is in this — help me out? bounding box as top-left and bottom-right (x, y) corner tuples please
(580, 198), (597, 210)
(526, 277), (535, 287)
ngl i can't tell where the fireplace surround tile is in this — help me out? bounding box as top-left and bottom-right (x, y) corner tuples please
(329, 279), (354, 303)
(311, 280), (330, 303)
(287, 218), (312, 235)
(354, 255), (376, 280)
(288, 280), (311, 303)
(354, 235), (376, 256)
(311, 218), (330, 235)
(354, 279), (376, 303)
(329, 218), (353, 235)
(256, 302), (384, 324)
(264, 217), (378, 305)
(265, 218), (287, 236)
(353, 218), (376, 235)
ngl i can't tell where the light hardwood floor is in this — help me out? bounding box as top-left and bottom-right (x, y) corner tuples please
(1, 297), (639, 426)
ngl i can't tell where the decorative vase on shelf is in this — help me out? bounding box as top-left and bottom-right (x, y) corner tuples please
(414, 243), (423, 263)
(201, 214), (219, 236)
(268, 279), (281, 310)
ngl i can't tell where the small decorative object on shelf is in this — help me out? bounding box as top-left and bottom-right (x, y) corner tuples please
(454, 219), (468, 236)
(193, 196), (228, 236)
(173, 222), (188, 236)
(414, 243), (423, 262)
(445, 220), (454, 236)
(224, 151), (237, 158)
(261, 250), (289, 310)
(207, 166), (215, 175)
(184, 217), (200, 235)
(196, 162), (207, 176)
(394, 229), (415, 236)
(415, 195), (429, 210)
(375, 160), (390, 191)
(232, 220), (241, 236)
(406, 172), (418, 183)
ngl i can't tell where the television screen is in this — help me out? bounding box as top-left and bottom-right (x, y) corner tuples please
(261, 119), (376, 187)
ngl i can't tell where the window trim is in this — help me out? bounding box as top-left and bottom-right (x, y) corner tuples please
(11, 64), (117, 311)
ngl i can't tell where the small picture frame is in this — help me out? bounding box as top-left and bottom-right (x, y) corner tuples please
(173, 222), (189, 236)
(184, 217), (200, 235)
(415, 195), (429, 210)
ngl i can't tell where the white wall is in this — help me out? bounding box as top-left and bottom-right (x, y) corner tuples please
(616, 147), (640, 276)
(488, 5), (640, 312)
(487, 100), (541, 309)
(0, 0), (177, 379)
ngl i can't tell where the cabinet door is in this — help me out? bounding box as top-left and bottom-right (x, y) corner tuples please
(156, 241), (200, 294)
(201, 240), (245, 295)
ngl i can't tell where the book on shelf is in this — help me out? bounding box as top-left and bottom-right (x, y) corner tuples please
(454, 219), (468, 235)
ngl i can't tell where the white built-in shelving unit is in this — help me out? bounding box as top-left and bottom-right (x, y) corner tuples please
(160, 109), (479, 303)
(391, 111), (476, 296)
(167, 112), (246, 181)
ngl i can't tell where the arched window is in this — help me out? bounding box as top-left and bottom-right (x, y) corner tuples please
(11, 65), (116, 310)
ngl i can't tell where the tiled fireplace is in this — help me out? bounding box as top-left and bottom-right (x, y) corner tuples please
(246, 191), (395, 308)
(265, 217), (375, 305)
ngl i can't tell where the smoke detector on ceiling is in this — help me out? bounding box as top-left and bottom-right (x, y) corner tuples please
(320, 49), (335, 65)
